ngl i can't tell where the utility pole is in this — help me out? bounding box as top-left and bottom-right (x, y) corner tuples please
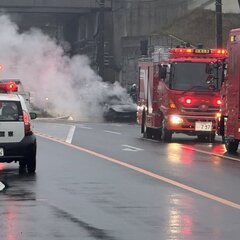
(215, 0), (223, 48)
(97, 0), (105, 80)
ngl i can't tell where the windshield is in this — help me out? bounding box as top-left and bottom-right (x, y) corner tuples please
(170, 62), (223, 91)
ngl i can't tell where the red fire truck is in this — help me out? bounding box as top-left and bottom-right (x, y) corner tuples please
(218, 28), (240, 153)
(137, 46), (228, 142)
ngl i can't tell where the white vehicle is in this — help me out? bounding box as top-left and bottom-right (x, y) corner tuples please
(0, 81), (37, 173)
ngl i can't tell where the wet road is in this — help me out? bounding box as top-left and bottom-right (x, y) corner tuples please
(0, 119), (240, 240)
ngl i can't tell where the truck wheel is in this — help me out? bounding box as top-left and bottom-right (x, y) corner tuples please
(225, 138), (239, 153)
(146, 127), (152, 139)
(153, 129), (162, 140)
(141, 108), (146, 136)
(162, 120), (172, 142)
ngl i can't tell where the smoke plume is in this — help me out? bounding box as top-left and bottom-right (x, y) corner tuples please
(0, 14), (133, 121)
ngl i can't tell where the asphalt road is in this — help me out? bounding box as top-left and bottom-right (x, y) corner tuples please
(0, 119), (240, 240)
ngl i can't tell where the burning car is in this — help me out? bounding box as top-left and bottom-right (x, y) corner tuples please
(102, 95), (137, 122)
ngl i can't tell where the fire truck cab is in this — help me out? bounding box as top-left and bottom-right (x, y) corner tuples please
(137, 46), (228, 142)
(218, 28), (240, 153)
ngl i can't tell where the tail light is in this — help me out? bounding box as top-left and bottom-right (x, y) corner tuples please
(23, 111), (32, 135)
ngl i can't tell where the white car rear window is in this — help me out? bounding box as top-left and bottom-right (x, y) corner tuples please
(0, 101), (23, 121)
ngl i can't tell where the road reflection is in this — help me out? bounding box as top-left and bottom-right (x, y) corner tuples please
(0, 166), (37, 240)
(168, 194), (193, 240)
(6, 202), (17, 240)
(167, 144), (193, 165)
(0, 162), (5, 171)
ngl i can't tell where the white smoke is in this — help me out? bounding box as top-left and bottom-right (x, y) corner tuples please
(0, 14), (133, 121)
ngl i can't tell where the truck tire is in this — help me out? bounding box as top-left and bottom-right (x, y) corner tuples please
(153, 128), (162, 140)
(146, 127), (152, 139)
(162, 119), (172, 142)
(141, 108), (146, 136)
(225, 138), (239, 153)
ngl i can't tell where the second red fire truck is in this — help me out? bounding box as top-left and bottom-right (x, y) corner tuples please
(217, 28), (240, 153)
(137, 45), (228, 142)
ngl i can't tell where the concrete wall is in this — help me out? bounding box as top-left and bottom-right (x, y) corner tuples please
(109, 0), (218, 87)
(112, 0), (210, 86)
(205, 0), (240, 13)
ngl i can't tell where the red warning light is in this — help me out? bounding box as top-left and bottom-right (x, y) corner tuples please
(185, 98), (192, 104)
(211, 49), (228, 55)
(216, 99), (222, 105)
(0, 81), (18, 92)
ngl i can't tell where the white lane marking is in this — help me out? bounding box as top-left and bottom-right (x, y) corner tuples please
(0, 181), (5, 191)
(104, 130), (122, 135)
(122, 144), (144, 152)
(35, 133), (240, 209)
(66, 126), (76, 143)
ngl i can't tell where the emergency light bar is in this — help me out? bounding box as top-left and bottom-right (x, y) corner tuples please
(170, 48), (228, 56)
(0, 81), (18, 93)
(170, 48), (193, 53)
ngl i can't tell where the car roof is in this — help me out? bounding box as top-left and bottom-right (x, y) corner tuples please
(0, 93), (22, 101)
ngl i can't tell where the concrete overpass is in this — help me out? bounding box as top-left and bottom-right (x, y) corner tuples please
(0, 0), (220, 84)
(0, 0), (112, 13)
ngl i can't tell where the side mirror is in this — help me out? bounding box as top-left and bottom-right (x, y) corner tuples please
(30, 112), (37, 120)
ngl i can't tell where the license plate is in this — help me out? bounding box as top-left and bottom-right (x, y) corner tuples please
(195, 122), (212, 131)
(0, 148), (4, 156)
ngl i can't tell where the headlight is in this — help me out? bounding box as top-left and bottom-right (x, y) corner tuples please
(137, 105), (147, 111)
(170, 115), (183, 124)
(216, 112), (221, 118)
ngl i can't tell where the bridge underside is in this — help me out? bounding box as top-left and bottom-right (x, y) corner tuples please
(0, 0), (112, 13)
